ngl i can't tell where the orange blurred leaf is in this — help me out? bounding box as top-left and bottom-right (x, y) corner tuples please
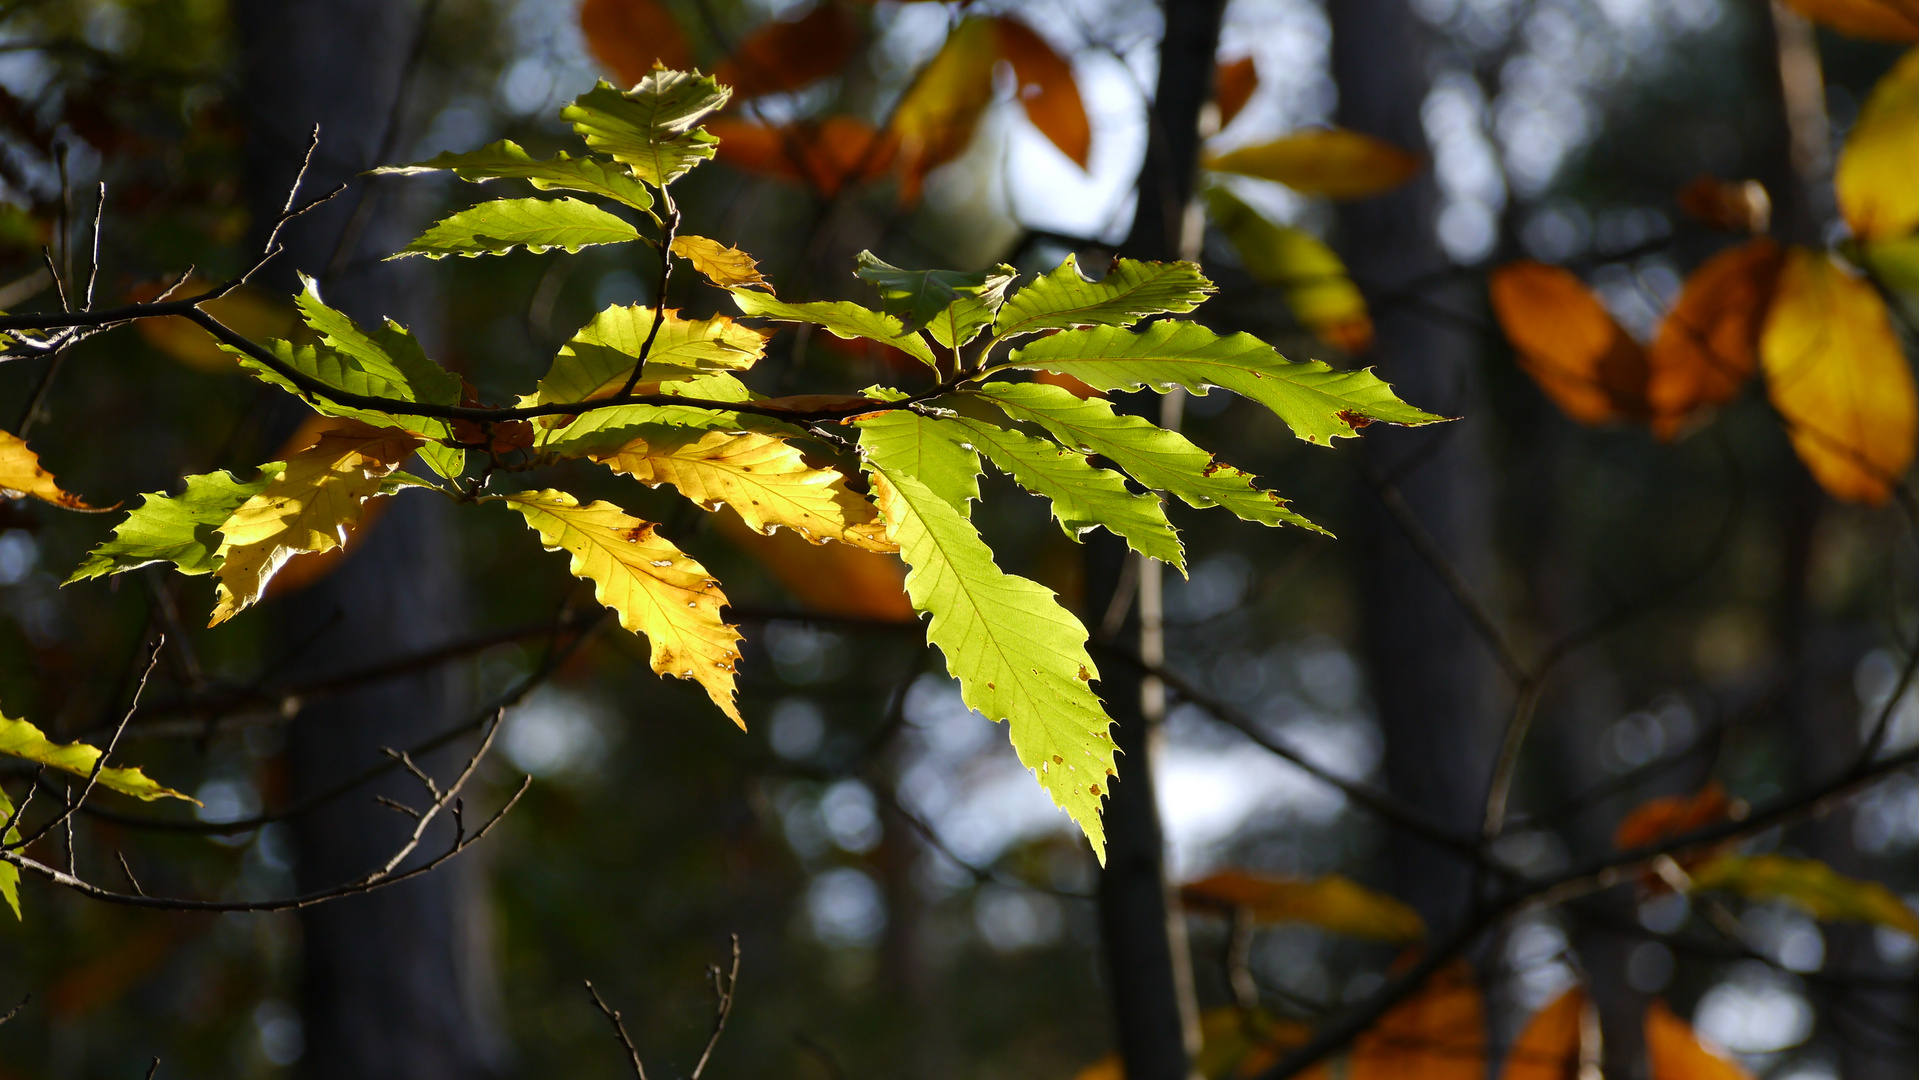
(1645, 1001), (1754, 1080)
(579, 0), (695, 86)
(1180, 869), (1426, 941)
(889, 16), (999, 204)
(1216, 56), (1258, 128)
(1614, 781), (1736, 852)
(1500, 988), (1587, 1080)
(1836, 46), (1919, 241)
(713, 510), (912, 620)
(1342, 959), (1486, 1080)
(672, 233), (769, 289)
(1648, 237), (1783, 438)
(1761, 246), (1918, 504)
(1676, 176), (1771, 234)
(1489, 261), (1649, 425)
(133, 275), (295, 374)
(993, 17), (1090, 168)
(709, 115), (898, 195)
(1204, 128), (1422, 200)
(1782, 0), (1919, 40)
(714, 3), (859, 100)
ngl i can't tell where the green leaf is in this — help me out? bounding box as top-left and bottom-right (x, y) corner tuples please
(730, 289), (940, 368)
(561, 73), (730, 187)
(1690, 855), (1919, 938)
(394, 197), (642, 259)
(66, 469), (278, 582)
(531, 304), (767, 409)
(854, 252), (1015, 349)
(1003, 322), (1443, 444)
(974, 382), (1325, 532)
(852, 409), (981, 515)
(920, 408), (1184, 569)
(860, 457), (1113, 862)
(531, 372), (805, 455)
(371, 139), (655, 211)
(0, 711), (195, 802)
(993, 254), (1214, 339)
(1, 788), (22, 919)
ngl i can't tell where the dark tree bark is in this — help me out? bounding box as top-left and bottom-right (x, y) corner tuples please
(235, 3), (506, 1078)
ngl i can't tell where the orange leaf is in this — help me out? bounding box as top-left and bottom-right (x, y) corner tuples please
(1033, 371), (1106, 399)
(992, 17), (1090, 168)
(1180, 869), (1426, 941)
(1343, 959), (1486, 1080)
(132, 275), (295, 374)
(1488, 261), (1650, 425)
(714, 3), (859, 100)
(1648, 238), (1783, 438)
(1614, 781), (1735, 852)
(1500, 988), (1587, 1080)
(1644, 1001), (1754, 1080)
(1781, 0), (1919, 40)
(578, 0), (694, 86)
(712, 510), (912, 621)
(889, 16), (999, 204)
(709, 115), (898, 196)
(1761, 246), (1919, 504)
(1216, 56), (1258, 128)
(1675, 176), (1771, 234)
(1204, 128), (1422, 200)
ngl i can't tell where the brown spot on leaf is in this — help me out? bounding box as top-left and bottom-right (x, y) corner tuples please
(1337, 409), (1375, 429)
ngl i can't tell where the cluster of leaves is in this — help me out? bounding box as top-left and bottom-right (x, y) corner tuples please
(0, 68), (1439, 880)
(1489, 23), (1919, 505)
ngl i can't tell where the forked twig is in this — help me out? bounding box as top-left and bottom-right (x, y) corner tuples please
(690, 934), (742, 1080)
(584, 980), (649, 1080)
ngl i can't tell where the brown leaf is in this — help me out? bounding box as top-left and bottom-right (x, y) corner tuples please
(709, 115), (898, 195)
(1180, 869), (1426, 941)
(1500, 988), (1587, 1080)
(889, 16), (999, 204)
(1645, 1001), (1754, 1080)
(671, 234), (769, 289)
(1781, 0), (1919, 40)
(1489, 261), (1650, 424)
(1343, 959), (1486, 1080)
(714, 3), (859, 100)
(0, 429), (92, 509)
(1216, 56), (1258, 128)
(1648, 237), (1783, 438)
(1204, 128), (1422, 200)
(1676, 175), (1772, 233)
(578, 0), (695, 87)
(992, 17), (1090, 168)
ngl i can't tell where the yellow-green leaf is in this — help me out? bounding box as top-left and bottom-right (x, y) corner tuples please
(371, 139), (654, 211)
(531, 304), (768, 410)
(0, 788), (17, 919)
(68, 469), (276, 582)
(562, 73), (730, 188)
(0, 429), (93, 509)
(0, 712), (194, 803)
(671, 234), (768, 289)
(395, 197), (643, 259)
(1689, 853), (1919, 937)
(730, 288), (939, 368)
(993, 254), (1214, 339)
(1836, 46), (1919, 241)
(1178, 869), (1426, 941)
(1204, 128), (1422, 200)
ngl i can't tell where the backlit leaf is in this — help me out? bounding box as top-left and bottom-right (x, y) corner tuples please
(992, 17), (1090, 168)
(707, 116), (899, 195)
(1500, 988), (1586, 1080)
(730, 288), (940, 368)
(0, 711), (193, 802)
(1207, 186), (1372, 352)
(854, 252), (1015, 348)
(1783, 0), (1919, 41)
(532, 304), (768, 410)
(0, 789), (17, 918)
(562, 73), (731, 187)
(531, 372), (793, 455)
(211, 422), (425, 625)
(889, 16), (999, 204)
(1180, 869), (1425, 940)
(1835, 46), (1919, 240)
(68, 470), (274, 582)
(859, 452), (1113, 861)
(591, 425), (894, 551)
(1004, 321), (1444, 444)
(1205, 128), (1421, 200)
(1648, 238), (1783, 438)
(502, 488), (744, 726)
(1645, 1001), (1754, 1080)
(712, 510), (913, 621)
(1689, 854), (1919, 937)
(1216, 56), (1258, 127)
(1489, 261), (1650, 425)
(975, 381), (1325, 532)
(715, 3), (859, 99)
(1760, 247), (1917, 504)
(672, 234), (767, 289)
(396, 196), (642, 259)
(1675, 175), (1771, 234)
(578, 0), (694, 85)
(372, 139), (654, 211)
(0, 429), (92, 508)
(994, 254), (1214, 339)
(1341, 960), (1485, 1080)
(852, 408), (982, 514)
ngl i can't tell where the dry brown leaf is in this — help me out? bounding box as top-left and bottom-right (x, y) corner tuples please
(671, 234), (769, 289)
(1676, 176), (1772, 234)
(993, 17), (1090, 168)
(1645, 1001), (1754, 1080)
(712, 509), (913, 621)
(889, 16), (998, 204)
(1216, 56), (1258, 127)
(708, 115), (898, 195)
(1648, 237), (1783, 438)
(1342, 959), (1486, 1080)
(714, 3), (859, 100)
(1782, 0), (1919, 40)
(1489, 261), (1650, 424)
(1204, 128), (1422, 200)
(1500, 988), (1587, 1080)
(578, 0), (695, 86)
(1180, 869), (1426, 941)
(0, 429), (92, 509)
(1761, 246), (1918, 504)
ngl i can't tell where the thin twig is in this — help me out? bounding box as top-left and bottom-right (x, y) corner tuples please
(690, 935), (741, 1080)
(16, 637), (164, 850)
(0, 993), (28, 1027)
(584, 980), (649, 1080)
(616, 206), (680, 398)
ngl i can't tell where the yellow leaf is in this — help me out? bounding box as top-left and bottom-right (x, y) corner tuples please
(1836, 46), (1919, 241)
(993, 17), (1090, 168)
(1760, 247), (1917, 504)
(503, 489), (745, 726)
(712, 511), (913, 621)
(1689, 854), (1919, 938)
(578, 0), (693, 86)
(713, 3), (859, 100)
(1179, 869), (1426, 941)
(1500, 988), (1586, 1080)
(1216, 56), (1259, 128)
(0, 429), (92, 508)
(591, 427), (895, 551)
(0, 711), (194, 802)
(211, 421), (423, 625)
(1206, 188), (1372, 352)
(1204, 128), (1422, 200)
(1342, 959), (1486, 1080)
(671, 234), (769, 290)
(1645, 1001), (1753, 1080)
(0, 789), (16, 918)
(1488, 261), (1650, 425)
(1783, 0), (1919, 41)
(1648, 238), (1783, 438)
(889, 16), (999, 204)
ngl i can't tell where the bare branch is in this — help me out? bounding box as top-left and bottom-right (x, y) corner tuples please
(584, 980), (650, 1080)
(690, 935), (741, 1080)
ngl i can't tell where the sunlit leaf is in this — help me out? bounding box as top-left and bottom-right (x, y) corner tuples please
(854, 252), (1015, 348)
(1647, 238), (1783, 438)
(1204, 128), (1421, 200)
(1645, 1001), (1754, 1080)
(578, 0), (695, 85)
(395, 196), (642, 259)
(1206, 187), (1372, 352)
(1689, 854), (1919, 937)
(1782, 0), (1919, 41)
(1835, 46), (1919, 240)
(672, 234), (768, 289)
(889, 16), (999, 204)
(1488, 261), (1650, 425)
(711, 510), (913, 621)
(502, 488), (744, 726)
(730, 288), (940, 368)
(992, 17), (1090, 168)
(1500, 988), (1586, 1080)
(0, 429), (92, 509)
(1216, 56), (1258, 127)
(67, 470), (274, 582)
(531, 372), (794, 454)
(1675, 175), (1771, 234)
(1179, 869), (1425, 940)
(0, 788), (17, 918)
(853, 408), (982, 515)
(707, 115), (899, 196)
(994, 254), (1215, 339)
(1761, 247), (1918, 504)
(372, 139), (654, 211)
(531, 304), (768, 412)
(715, 3), (859, 100)
(562, 73), (731, 187)
(0, 710), (194, 803)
